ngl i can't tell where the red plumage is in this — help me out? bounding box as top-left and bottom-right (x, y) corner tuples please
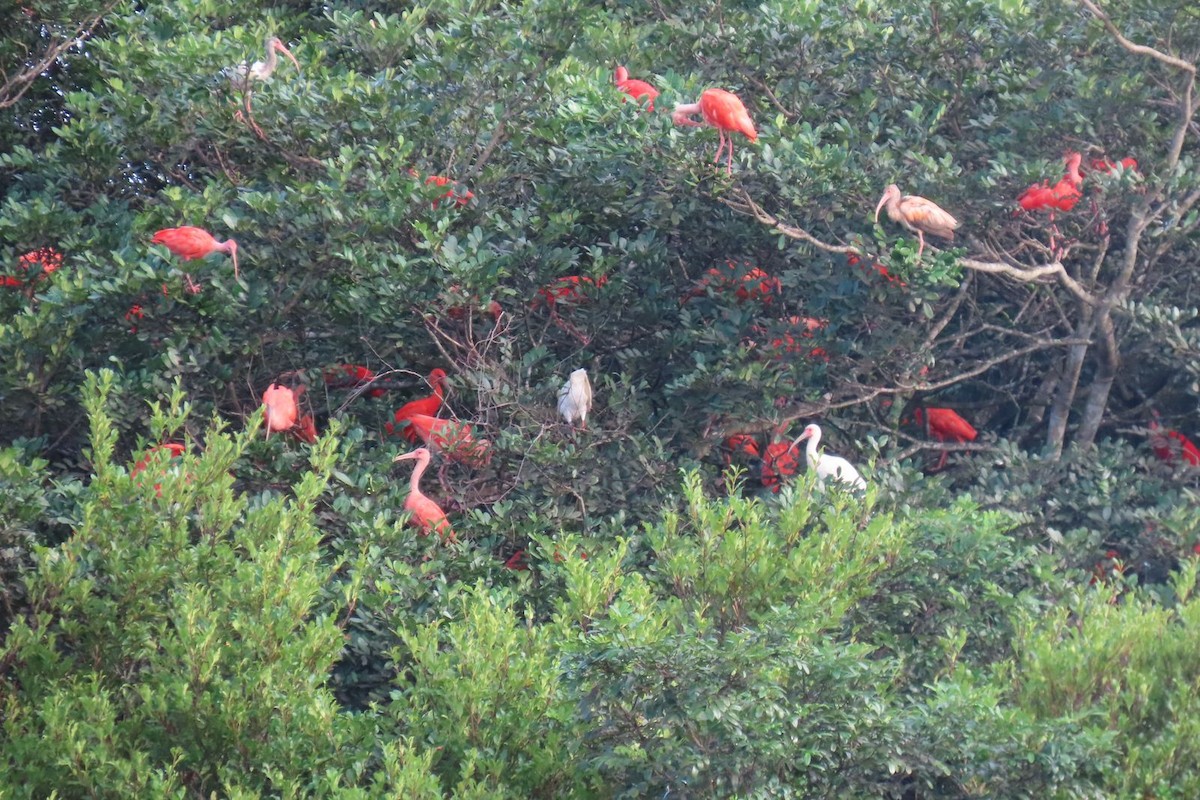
(614, 65), (659, 111)
(152, 226), (239, 279)
(386, 369), (448, 442)
(698, 88), (757, 141)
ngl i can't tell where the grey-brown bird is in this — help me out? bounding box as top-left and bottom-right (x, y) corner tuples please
(874, 184), (959, 261)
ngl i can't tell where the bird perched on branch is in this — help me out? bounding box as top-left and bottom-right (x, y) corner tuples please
(613, 65), (659, 111)
(672, 88), (757, 176)
(393, 447), (454, 540)
(406, 413), (492, 467)
(558, 368), (593, 429)
(874, 184), (959, 261)
(912, 407), (977, 471)
(790, 423), (867, 491)
(152, 226), (239, 290)
(385, 369), (448, 442)
(227, 35), (300, 91)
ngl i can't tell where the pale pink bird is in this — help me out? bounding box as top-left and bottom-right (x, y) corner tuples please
(874, 184), (959, 261)
(262, 383), (299, 439)
(672, 88), (758, 176)
(392, 447), (455, 539)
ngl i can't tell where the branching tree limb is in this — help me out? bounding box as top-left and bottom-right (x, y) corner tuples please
(0, 3), (118, 110)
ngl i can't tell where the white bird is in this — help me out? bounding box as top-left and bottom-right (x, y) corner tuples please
(228, 35), (300, 91)
(557, 368), (593, 428)
(790, 423), (867, 491)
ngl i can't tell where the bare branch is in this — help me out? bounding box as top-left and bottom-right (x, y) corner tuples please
(719, 189), (859, 255)
(0, 3), (118, 110)
(1077, 0), (1197, 75)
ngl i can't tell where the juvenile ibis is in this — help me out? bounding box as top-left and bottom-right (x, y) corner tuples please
(228, 35), (300, 91)
(874, 184), (959, 261)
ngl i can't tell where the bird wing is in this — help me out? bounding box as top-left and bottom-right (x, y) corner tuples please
(899, 196), (959, 237)
(929, 409), (977, 442)
(700, 89), (757, 140)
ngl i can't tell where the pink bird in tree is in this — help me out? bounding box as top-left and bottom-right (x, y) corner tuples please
(262, 383), (300, 439)
(152, 226), (240, 291)
(672, 88), (758, 176)
(392, 447), (455, 540)
(406, 413), (492, 468)
(613, 65), (659, 111)
(874, 184), (959, 262)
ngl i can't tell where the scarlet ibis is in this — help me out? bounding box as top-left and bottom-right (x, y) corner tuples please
(847, 253), (906, 287)
(423, 174), (474, 208)
(613, 65), (659, 111)
(324, 364), (386, 398)
(131, 442), (187, 497)
(290, 413), (318, 444)
(151, 226), (239, 288)
(385, 368), (448, 442)
(790, 424), (867, 491)
(1017, 152), (1083, 213)
(262, 383), (299, 439)
(124, 304), (145, 333)
(406, 413), (491, 467)
(874, 184), (960, 261)
(723, 433), (760, 464)
(228, 35), (300, 91)
(761, 440), (801, 493)
(392, 447), (454, 539)
(531, 275), (608, 310)
(2, 246), (63, 288)
(558, 368), (593, 428)
(1149, 421), (1200, 467)
(686, 261), (781, 304)
(912, 407), (977, 470)
(1089, 157), (1138, 175)
(672, 88), (757, 176)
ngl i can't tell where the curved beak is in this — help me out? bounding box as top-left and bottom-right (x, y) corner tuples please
(227, 240), (239, 279)
(393, 451), (417, 463)
(275, 40), (300, 71)
(874, 194), (887, 223)
(789, 431), (811, 451)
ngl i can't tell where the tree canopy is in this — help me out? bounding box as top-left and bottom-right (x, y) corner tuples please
(2, 0), (1200, 796)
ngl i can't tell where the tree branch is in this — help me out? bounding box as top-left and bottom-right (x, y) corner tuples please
(1077, 0), (1197, 75)
(0, 3), (118, 110)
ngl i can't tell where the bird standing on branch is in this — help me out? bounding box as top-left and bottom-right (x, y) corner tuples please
(385, 369), (448, 442)
(913, 407), (977, 471)
(227, 35), (300, 136)
(790, 423), (867, 491)
(874, 184), (959, 261)
(558, 368), (593, 429)
(393, 447), (455, 539)
(672, 88), (757, 176)
(152, 226), (239, 290)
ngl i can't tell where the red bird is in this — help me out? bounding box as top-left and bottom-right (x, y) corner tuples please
(262, 383), (300, 439)
(324, 364), (386, 398)
(847, 253), (906, 287)
(290, 413), (318, 444)
(1089, 156), (1138, 175)
(672, 88), (758, 176)
(2, 246), (63, 288)
(913, 407), (977, 470)
(152, 226), (240, 289)
(722, 433), (761, 468)
(752, 316), (828, 362)
(1017, 152), (1083, 213)
(531, 275), (608, 310)
(613, 65), (659, 111)
(687, 261), (781, 304)
(131, 442), (187, 496)
(392, 447), (455, 540)
(385, 368), (448, 442)
(406, 413), (492, 467)
(425, 174), (474, 208)
(761, 440), (801, 493)
(1149, 420), (1200, 467)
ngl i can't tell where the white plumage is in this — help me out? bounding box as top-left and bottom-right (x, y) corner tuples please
(558, 368), (593, 428)
(791, 423), (867, 491)
(228, 36), (299, 91)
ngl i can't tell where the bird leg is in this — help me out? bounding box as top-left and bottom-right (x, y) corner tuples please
(915, 230), (926, 262)
(713, 129), (727, 165)
(726, 139), (735, 177)
(183, 272), (202, 294)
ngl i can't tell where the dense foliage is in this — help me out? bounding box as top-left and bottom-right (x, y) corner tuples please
(2, 0), (1200, 796)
